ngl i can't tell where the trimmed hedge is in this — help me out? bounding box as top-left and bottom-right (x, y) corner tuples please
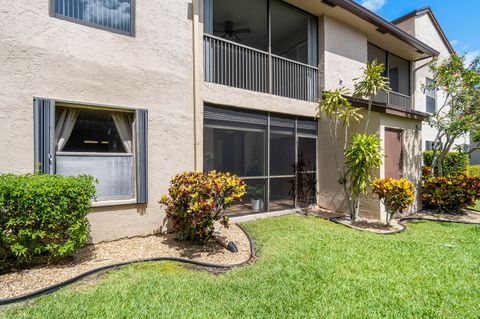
(423, 151), (468, 177)
(0, 174), (96, 260)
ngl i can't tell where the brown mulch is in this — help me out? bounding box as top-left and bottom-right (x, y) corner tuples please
(0, 224), (251, 300)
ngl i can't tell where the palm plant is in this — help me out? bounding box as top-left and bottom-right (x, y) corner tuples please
(316, 87), (363, 217)
(354, 60), (390, 134)
(345, 134), (383, 221)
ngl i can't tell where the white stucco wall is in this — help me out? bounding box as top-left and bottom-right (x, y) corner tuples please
(0, 1), (196, 242)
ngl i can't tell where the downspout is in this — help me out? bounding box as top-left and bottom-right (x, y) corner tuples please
(192, 0), (202, 171)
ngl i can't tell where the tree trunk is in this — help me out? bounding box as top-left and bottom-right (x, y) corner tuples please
(352, 194), (361, 222)
(364, 98), (372, 134)
(386, 210), (392, 226)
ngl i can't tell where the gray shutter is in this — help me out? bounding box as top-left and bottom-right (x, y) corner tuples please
(33, 98), (55, 174)
(136, 109), (148, 204)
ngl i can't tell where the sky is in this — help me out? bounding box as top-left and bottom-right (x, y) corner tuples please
(355, 0), (480, 64)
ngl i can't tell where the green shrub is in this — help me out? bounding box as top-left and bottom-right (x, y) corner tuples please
(0, 174), (96, 260)
(422, 174), (480, 213)
(468, 165), (480, 177)
(159, 171), (245, 243)
(423, 151), (468, 176)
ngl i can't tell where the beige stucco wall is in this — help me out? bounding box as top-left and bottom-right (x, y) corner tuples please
(395, 13), (469, 152)
(317, 15), (423, 220)
(318, 109), (422, 221)
(323, 15), (367, 92)
(0, 0), (430, 243)
(0, 1), (195, 243)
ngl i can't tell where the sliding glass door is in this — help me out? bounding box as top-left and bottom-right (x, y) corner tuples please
(204, 104), (318, 215)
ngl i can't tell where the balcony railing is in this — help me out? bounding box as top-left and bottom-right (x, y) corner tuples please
(372, 90), (412, 110)
(204, 34), (318, 102)
(272, 55), (318, 102)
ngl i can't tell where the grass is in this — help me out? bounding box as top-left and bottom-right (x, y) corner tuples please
(471, 201), (480, 211)
(468, 164), (480, 177)
(468, 165), (480, 211)
(2, 215), (480, 318)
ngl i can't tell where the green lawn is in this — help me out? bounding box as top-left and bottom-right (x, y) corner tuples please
(2, 215), (480, 319)
(471, 201), (480, 211)
(468, 164), (480, 177)
(468, 165), (480, 211)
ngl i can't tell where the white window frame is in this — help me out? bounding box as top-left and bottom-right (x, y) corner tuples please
(55, 103), (137, 206)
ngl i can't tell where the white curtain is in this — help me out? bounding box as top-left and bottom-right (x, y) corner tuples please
(55, 109), (80, 151)
(112, 113), (133, 153)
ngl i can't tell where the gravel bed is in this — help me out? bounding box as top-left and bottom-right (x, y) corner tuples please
(0, 224), (251, 300)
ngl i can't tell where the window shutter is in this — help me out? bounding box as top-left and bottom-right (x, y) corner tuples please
(135, 109), (148, 204)
(33, 98), (55, 174)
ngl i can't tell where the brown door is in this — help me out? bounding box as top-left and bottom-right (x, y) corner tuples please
(384, 128), (404, 179)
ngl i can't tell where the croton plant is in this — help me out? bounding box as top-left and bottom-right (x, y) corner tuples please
(160, 171), (245, 243)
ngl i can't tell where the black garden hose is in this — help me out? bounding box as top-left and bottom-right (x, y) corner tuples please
(0, 224), (255, 306)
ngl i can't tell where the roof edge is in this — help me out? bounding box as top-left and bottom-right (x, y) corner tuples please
(391, 7), (455, 55)
(324, 0), (440, 57)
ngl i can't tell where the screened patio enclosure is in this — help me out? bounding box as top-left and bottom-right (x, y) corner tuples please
(203, 0), (319, 102)
(203, 105), (318, 216)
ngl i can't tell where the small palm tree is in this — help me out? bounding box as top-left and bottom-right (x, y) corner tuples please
(345, 133), (383, 221)
(354, 60), (390, 134)
(316, 87), (363, 218)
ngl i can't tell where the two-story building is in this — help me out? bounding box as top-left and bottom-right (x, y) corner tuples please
(0, 0), (445, 242)
(391, 7), (468, 153)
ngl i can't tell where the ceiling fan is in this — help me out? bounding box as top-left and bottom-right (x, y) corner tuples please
(214, 21), (250, 42)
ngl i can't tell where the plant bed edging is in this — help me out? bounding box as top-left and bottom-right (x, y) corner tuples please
(0, 223), (255, 307)
(329, 214), (480, 235)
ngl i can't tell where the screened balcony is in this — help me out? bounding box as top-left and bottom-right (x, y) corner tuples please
(368, 43), (412, 110)
(203, 0), (319, 102)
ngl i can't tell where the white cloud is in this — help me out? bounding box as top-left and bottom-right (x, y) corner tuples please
(82, 0), (131, 30)
(464, 49), (480, 67)
(360, 0), (386, 12)
(450, 39), (458, 47)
